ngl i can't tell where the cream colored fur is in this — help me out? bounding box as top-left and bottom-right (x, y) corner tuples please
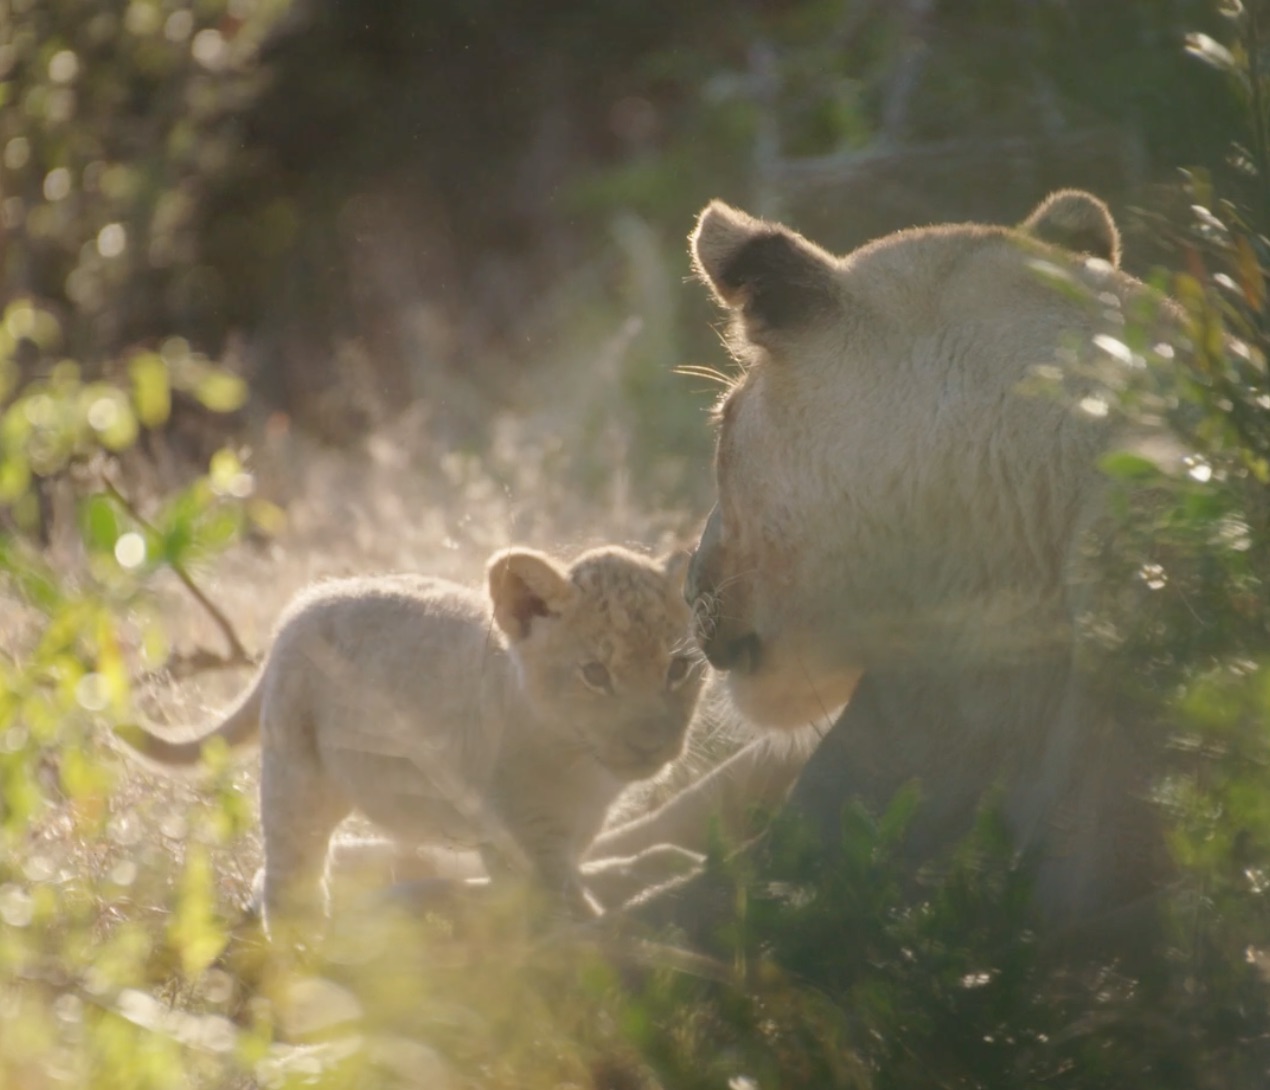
(336, 728), (821, 906)
(123, 545), (704, 938)
(589, 729), (820, 860)
(683, 191), (1175, 926)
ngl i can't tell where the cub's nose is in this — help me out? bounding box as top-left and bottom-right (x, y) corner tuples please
(626, 735), (666, 760)
(625, 720), (686, 764)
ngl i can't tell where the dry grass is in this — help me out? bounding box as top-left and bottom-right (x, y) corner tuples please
(3, 256), (758, 1084)
(25, 356), (746, 1086)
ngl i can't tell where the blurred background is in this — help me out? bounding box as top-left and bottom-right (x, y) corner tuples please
(0, 0), (1243, 515)
(5, 6), (1270, 1087)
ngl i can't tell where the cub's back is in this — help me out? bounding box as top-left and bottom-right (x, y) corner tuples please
(262, 575), (510, 805)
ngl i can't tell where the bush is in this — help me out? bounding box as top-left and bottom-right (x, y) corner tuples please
(1, 4), (1268, 1089)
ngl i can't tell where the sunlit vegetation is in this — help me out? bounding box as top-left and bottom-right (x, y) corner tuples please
(623, 181), (1270, 1088)
(1, 0), (1268, 1087)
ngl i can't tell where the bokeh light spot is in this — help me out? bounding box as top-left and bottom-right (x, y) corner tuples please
(114, 531), (146, 569)
(48, 50), (78, 83)
(164, 10), (193, 42)
(4, 136), (29, 170)
(97, 222), (127, 258)
(75, 673), (109, 712)
(43, 167), (71, 201)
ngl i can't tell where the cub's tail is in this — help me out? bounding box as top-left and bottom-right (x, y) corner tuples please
(115, 671), (265, 769)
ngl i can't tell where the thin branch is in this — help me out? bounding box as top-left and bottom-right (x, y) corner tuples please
(101, 476), (253, 666)
(138, 646), (260, 685)
(1246, 3), (1270, 226)
(878, 0), (933, 143)
(771, 128), (1126, 193)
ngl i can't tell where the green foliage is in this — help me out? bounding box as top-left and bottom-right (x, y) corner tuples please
(0, 0), (290, 360)
(616, 10), (1270, 1087)
(0, 2), (1268, 1088)
(0, 292), (262, 1088)
(624, 769), (1265, 1089)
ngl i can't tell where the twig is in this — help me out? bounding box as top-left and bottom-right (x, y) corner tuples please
(878, 0), (933, 142)
(552, 924), (738, 986)
(772, 128), (1125, 192)
(101, 476), (253, 666)
(1246, 3), (1270, 227)
(138, 646), (260, 684)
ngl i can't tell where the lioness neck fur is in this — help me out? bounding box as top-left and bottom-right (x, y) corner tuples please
(122, 545), (704, 939)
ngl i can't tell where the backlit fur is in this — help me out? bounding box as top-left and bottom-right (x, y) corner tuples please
(684, 191), (1174, 927)
(122, 546), (704, 939)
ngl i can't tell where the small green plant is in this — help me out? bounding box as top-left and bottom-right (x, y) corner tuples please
(0, 290), (273, 1088)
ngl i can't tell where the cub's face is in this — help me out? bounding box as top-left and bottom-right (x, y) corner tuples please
(685, 193), (1128, 729)
(489, 546), (704, 781)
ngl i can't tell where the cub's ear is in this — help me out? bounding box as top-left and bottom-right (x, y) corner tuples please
(487, 549), (576, 641)
(1021, 189), (1121, 268)
(691, 201), (839, 346)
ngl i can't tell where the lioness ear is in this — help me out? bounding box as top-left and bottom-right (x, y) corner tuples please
(1021, 189), (1121, 268)
(487, 549), (576, 641)
(691, 201), (839, 345)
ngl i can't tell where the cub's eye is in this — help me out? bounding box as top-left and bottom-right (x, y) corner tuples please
(666, 655), (693, 688)
(580, 661), (613, 694)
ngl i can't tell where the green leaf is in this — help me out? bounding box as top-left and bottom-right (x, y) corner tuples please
(167, 844), (227, 978)
(1183, 487), (1228, 521)
(247, 497), (286, 536)
(876, 782), (921, 847)
(59, 743), (111, 804)
(194, 370), (247, 413)
(208, 446), (253, 498)
(81, 386), (139, 452)
(1098, 450), (1164, 481)
(128, 351), (171, 428)
(0, 539), (62, 610)
(158, 518), (193, 567)
(80, 494), (120, 552)
(0, 355), (16, 403)
(1180, 671), (1246, 733)
(0, 451), (31, 502)
(194, 504), (242, 552)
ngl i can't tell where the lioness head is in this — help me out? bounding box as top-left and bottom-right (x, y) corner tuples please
(686, 191), (1135, 729)
(487, 545), (703, 779)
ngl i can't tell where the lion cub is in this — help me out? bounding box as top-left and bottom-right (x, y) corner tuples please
(123, 546), (703, 939)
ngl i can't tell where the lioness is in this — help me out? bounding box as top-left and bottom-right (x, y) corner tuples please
(667, 190), (1175, 936)
(122, 546), (704, 938)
